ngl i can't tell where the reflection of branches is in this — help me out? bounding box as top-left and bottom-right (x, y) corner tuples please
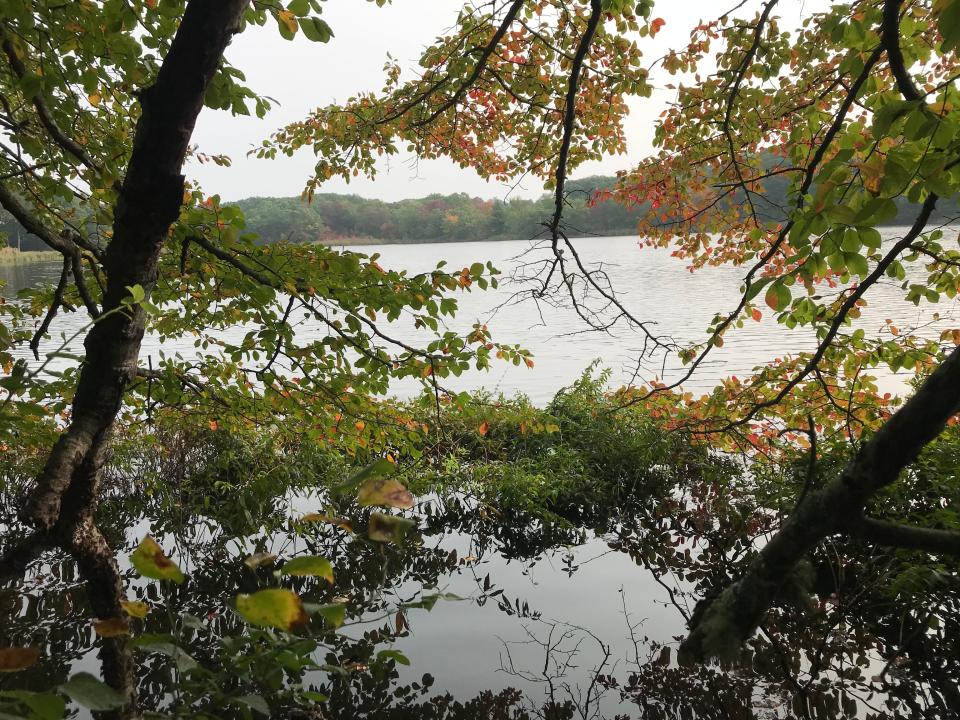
(498, 618), (615, 720)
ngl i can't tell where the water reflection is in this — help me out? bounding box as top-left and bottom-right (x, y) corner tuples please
(3, 444), (956, 719)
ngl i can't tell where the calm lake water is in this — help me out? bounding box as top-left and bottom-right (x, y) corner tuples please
(2, 233), (958, 719)
(2, 232), (956, 403)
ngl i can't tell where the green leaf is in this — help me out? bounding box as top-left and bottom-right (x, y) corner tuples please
(60, 673), (125, 712)
(368, 512), (416, 544)
(844, 251), (869, 277)
(129, 536), (185, 584)
(300, 17), (333, 43)
(305, 602), (346, 628)
(744, 276), (773, 303)
(280, 555), (334, 582)
(131, 636), (198, 671)
(125, 284), (145, 304)
(939, 0), (960, 51)
(376, 649), (410, 666)
(0, 691), (65, 720)
(764, 281), (791, 312)
(859, 227), (882, 249)
(236, 589), (308, 631)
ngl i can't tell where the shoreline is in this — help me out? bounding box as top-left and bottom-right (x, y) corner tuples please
(314, 228), (642, 247)
(0, 249), (61, 266)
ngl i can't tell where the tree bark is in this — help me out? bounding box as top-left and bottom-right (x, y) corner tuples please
(23, 0), (249, 530)
(679, 345), (960, 663)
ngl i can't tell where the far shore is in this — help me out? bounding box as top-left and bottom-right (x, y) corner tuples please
(0, 248), (61, 266)
(314, 228), (642, 247)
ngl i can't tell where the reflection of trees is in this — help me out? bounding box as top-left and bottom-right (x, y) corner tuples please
(2, 448), (959, 719)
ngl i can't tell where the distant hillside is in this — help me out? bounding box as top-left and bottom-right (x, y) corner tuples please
(3, 174), (957, 251)
(232, 173), (959, 246)
(232, 176), (641, 246)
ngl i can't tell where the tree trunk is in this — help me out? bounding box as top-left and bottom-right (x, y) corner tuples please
(679, 345), (960, 663)
(8, 1), (250, 715)
(24, 0), (249, 529)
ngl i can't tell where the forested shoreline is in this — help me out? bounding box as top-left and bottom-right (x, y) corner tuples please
(6, 173), (956, 251)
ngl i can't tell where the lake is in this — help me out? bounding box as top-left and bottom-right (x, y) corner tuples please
(2, 233), (958, 719)
(2, 232), (956, 404)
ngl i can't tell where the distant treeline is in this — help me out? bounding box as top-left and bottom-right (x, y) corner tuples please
(233, 174), (960, 245)
(3, 174), (957, 251)
(234, 176), (641, 245)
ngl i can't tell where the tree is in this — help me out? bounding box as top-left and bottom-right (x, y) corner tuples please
(0, 1), (642, 714)
(2, 0), (959, 715)
(268, 0), (960, 666)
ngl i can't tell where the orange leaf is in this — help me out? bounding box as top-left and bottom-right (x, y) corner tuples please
(478, 421), (489, 436)
(0, 646), (40, 672)
(94, 618), (130, 638)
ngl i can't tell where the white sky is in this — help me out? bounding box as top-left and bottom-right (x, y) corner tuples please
(188, 0), (826, 203)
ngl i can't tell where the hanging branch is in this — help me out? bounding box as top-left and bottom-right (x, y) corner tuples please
(29, 254), (72, 360)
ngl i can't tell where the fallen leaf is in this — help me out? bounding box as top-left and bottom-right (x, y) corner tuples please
(0, 646), (40, 672)
(93, 618), (130, 638)
(236, 589), (308, 631)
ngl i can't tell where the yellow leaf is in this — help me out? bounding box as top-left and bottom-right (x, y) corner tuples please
(235, 589), (308, 631)
(277, 10), (299, 34)
(0, 646), (40, 672)
(280, 555), (334, 582)
(130, 536), (185, 584)
(88, 92), (101, 106)
(120, 601), (150, 619)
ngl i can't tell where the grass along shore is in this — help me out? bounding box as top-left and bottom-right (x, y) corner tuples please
(0, 248), (60, 266)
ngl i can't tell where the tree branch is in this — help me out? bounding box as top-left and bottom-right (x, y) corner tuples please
(679, 344), (960, 663)
(0, 28), (100, 173)
(851, 516), (960, 557)
(30, 255), (72, 360)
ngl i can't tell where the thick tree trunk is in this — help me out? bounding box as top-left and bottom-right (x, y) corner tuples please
(24, 0), (249, 529)
(679, 345), (960, 663)
(6, 2), (249, 716)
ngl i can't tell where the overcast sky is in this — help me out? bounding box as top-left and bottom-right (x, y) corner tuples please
(188, 1), (826, 203)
